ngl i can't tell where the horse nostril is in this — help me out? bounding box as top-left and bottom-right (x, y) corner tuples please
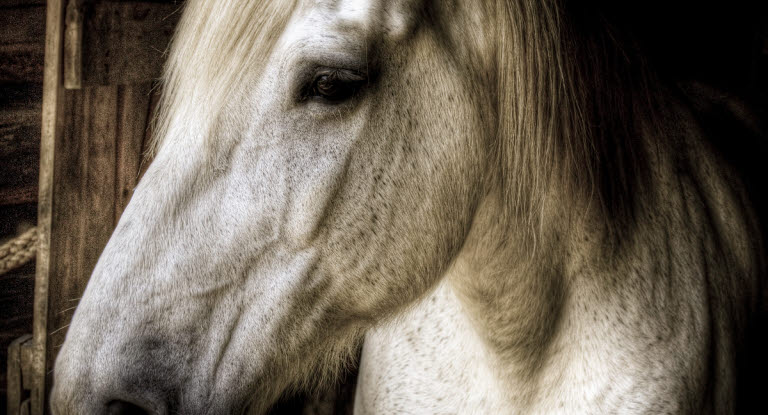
(106, 400), (151, 415)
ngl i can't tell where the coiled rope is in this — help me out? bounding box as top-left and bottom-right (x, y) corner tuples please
(0, 227), (37, 276)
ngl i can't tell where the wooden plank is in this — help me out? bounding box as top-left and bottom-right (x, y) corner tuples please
(2, 0), (183, 85)
(0, 103), (41, 206)
(32, 0), (66, 412)
(80, 1), (182, 85)
(0, 4), (46, 83)
(81, 85), (118, 279)
(0, 44), (45, 84)
(0, 5), (46, 45)
(6, 334), (32, 415)
(114, 83), (152, 221)
(44, 88), (84, 391)
(63, 0), (85, 89)
(42, 84), (129, 409)
(0, 1), (46, 82)
(0, 84), (43, 108)
(0, 187), (37, 206)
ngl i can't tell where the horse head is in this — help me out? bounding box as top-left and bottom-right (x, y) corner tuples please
(52, 0), (499, 412)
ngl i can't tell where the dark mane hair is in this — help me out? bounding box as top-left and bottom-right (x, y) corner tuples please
(495, 0), (659, 236)
(495, 0), (765, 239)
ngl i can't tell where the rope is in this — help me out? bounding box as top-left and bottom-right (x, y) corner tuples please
(0, 227), (37, 276)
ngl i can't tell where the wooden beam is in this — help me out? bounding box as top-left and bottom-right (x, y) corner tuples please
(114, 83), (155, 221)
(63, 0), (85, 89)
(6, 334), (33, 415)
(32, 0), (66, 413)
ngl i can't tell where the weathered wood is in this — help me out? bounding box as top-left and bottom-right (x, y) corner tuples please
(1, 4), (45, 403)
(40, 85), (159, 413)
(6, 334), (32, 415)
(0, 187), (37, 206)
(32, 0), (66, 413)
(81, 86), (118, 282)
(41, 89), (82, 407)
(115, 83), (154, 221)
(0, 4), (46, 83)
(0, 44), (45, 84)
(63, 0), (85, 89)
(3, 0), (182, 86)
(0, 105), (41, 206)
(80, 1), (182, 85)
(28, 1), (174, 409)
(0, 5), (46, 45)
(0, 1), (45, 7)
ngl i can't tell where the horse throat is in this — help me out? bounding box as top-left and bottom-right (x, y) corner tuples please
(447, 191), (572, 393)
(357, 191), (578, 412)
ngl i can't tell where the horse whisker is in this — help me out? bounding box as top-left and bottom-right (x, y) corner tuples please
(49, 324), (70, 336)
(57, 305), (79, 315)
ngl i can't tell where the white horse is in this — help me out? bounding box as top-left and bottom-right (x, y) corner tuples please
(51, 0), (766, 413)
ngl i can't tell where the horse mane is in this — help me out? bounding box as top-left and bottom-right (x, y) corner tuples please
(495, 0), (658, 236)
(150, 0), (298, 155)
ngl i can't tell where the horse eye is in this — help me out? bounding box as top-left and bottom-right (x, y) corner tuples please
(304, 68), (367, 103)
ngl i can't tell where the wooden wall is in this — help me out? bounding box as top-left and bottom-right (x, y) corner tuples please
(32, 2), (175, 412)
(42, 80), (161, 402)
(1, 0), (173, 412)
(0, 0), (45, 410)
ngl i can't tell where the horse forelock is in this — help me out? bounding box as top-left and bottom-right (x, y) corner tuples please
(153, 0), (659, 240)
(149, 0), (299, 157)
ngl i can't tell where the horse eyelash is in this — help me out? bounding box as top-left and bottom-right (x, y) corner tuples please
(300, 67), (368, 103)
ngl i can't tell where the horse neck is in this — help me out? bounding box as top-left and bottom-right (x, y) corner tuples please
(446, 189), (573, 377)
(445, 170), (664, 394)
(447, 104), (762, 406)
